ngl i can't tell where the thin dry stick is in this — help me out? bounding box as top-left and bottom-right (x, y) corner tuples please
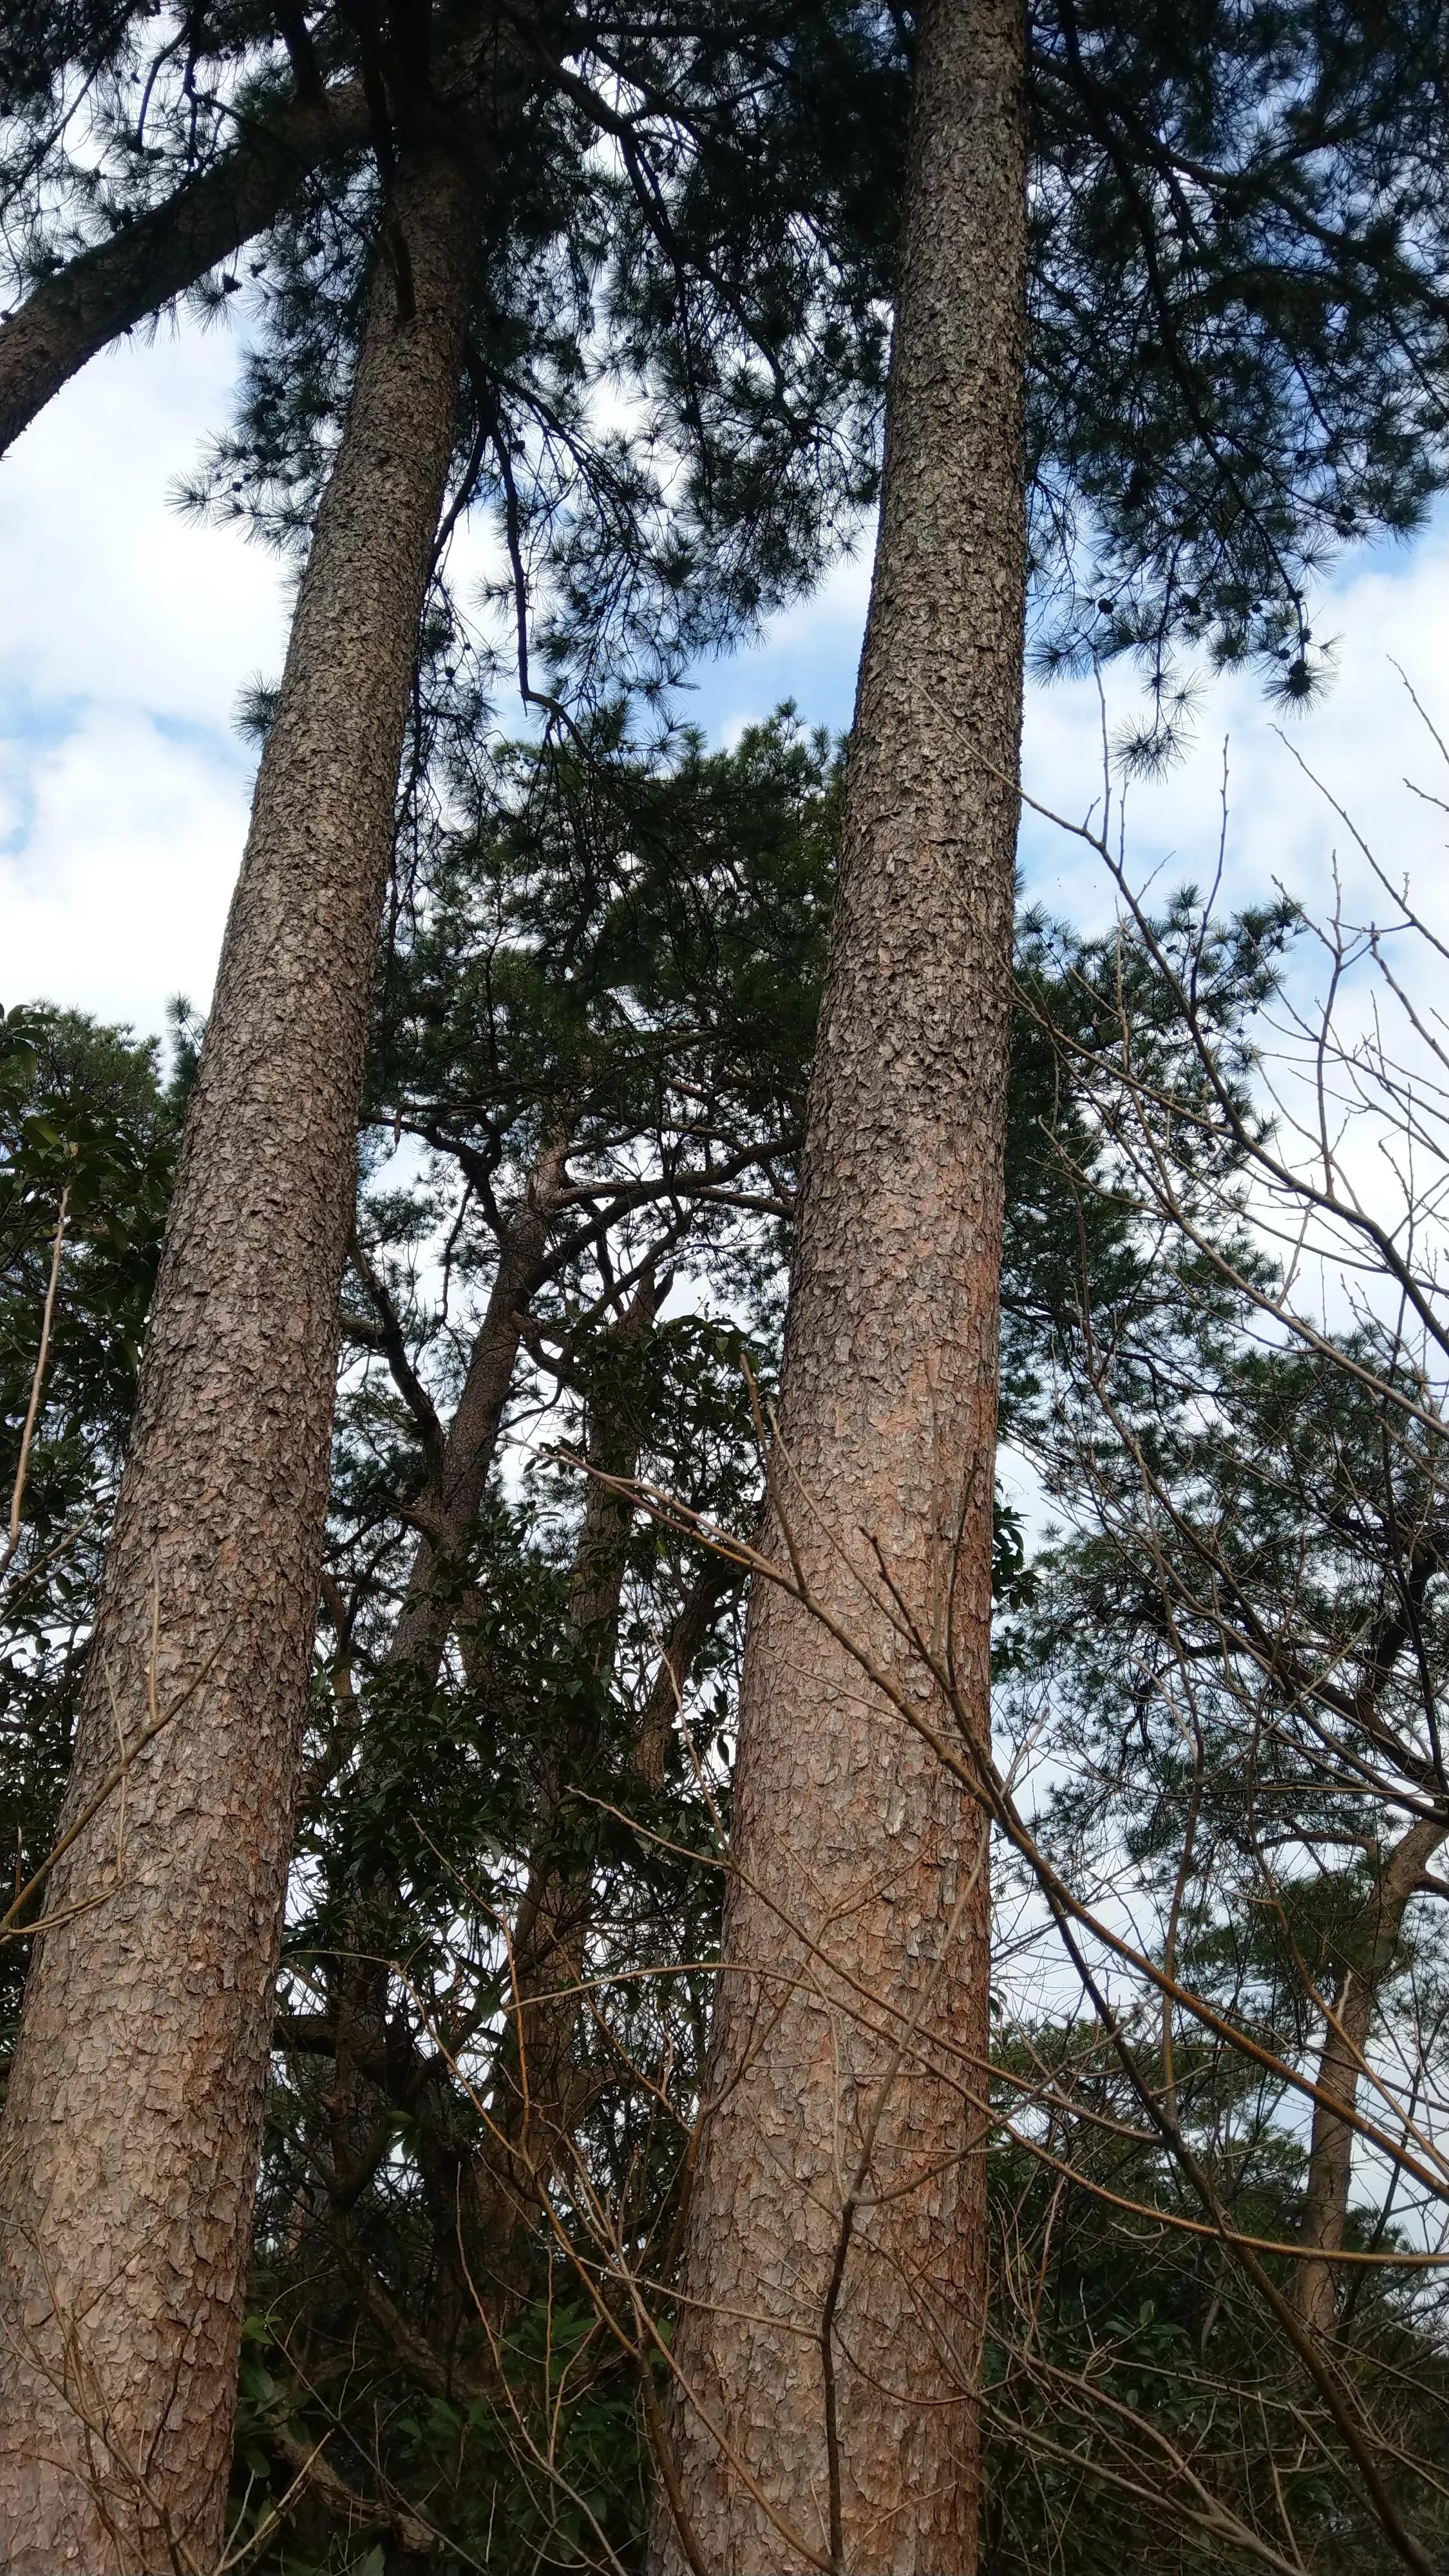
(608, 1470), (1449, 2208)
(2, 1181), (70, 1581)
(599, 1454), (1447, 2566)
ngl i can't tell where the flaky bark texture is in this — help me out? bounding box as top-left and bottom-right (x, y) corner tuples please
(0, 8), (517, 464)
(652, 3), (1028, 2567)
(0, 149), (475, 2573)
(1296, 1814), (1446, 2336)
(0, 80), (369, 459)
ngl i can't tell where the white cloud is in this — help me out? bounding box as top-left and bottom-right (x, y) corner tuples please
(683, 503), (1449, 978)
(1, 314), (287, 1038)
(2, 315), (287, 721)
(0, 704), (252, 1031)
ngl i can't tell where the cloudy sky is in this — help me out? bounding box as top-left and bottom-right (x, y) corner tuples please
(3, 308), (1446, 1050)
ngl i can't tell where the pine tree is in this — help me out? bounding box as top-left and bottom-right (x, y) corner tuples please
(4, 732), (1310, 2565)
(0, 126), (487, 2566)
(1, 2), (1444, 2562)
(0, 13), (911, 2556)
(654, 0), (1446, 2563)
(229, 735), (1226, 2565)
(5, 3), (1443, 676)
(654, 8), (1027, 2561)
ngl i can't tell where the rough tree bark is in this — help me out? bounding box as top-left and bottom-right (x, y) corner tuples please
(0, 146), (478, 2574)
(651, 0), (1028, 2566)
(1296, 1812), (1447, 2336)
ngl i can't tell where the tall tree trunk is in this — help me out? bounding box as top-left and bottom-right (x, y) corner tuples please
(0, 148), (477, 2574)
(652, 1), (1027, 2566)
(1296, 1814), (1446, 2336)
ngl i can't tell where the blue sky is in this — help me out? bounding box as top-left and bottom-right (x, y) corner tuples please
(3, 312), (1446, 1045)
